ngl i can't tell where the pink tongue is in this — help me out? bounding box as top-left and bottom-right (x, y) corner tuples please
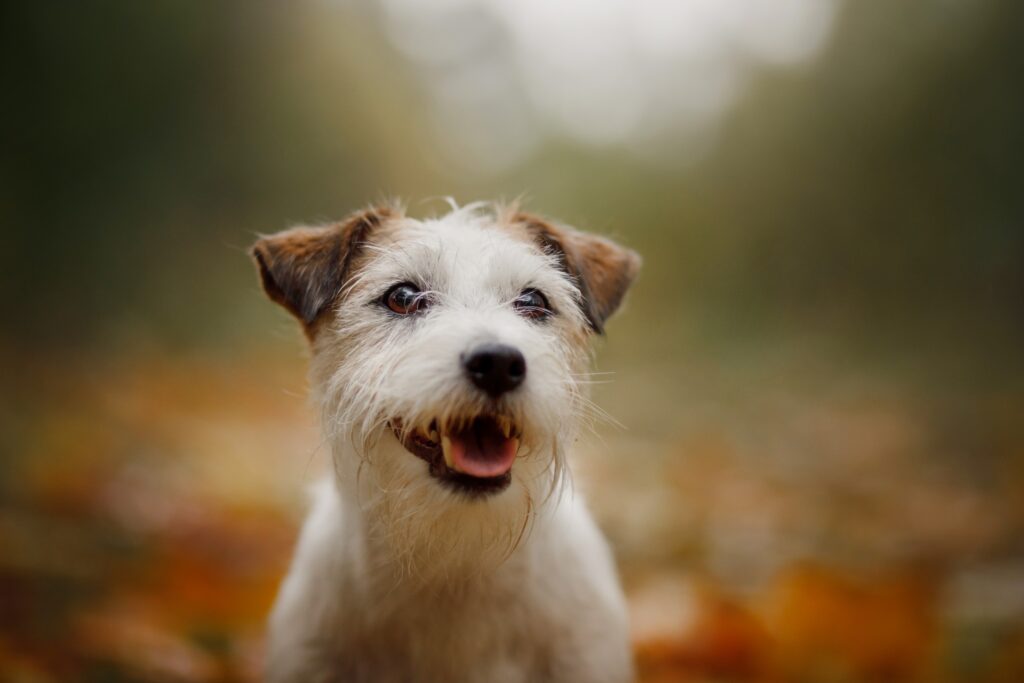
(448, 421), (518, 478)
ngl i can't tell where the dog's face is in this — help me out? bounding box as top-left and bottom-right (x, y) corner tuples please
(252, 204), (638, 566)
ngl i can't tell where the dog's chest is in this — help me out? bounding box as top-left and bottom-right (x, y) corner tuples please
(334, 586), (550, 683)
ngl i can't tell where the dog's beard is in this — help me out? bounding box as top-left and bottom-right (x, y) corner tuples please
(332, 428), (556, 585)
(319, 392), (572, 582)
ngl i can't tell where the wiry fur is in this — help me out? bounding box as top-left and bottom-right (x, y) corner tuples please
(255, 202), (638, 682)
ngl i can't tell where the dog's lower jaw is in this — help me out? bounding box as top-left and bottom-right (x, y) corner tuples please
(266, 476), (634, 683)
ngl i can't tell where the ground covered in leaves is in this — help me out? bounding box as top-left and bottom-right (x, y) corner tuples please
(2, 347), (1022, 682)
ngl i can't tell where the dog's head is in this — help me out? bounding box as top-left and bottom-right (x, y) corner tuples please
(252, 203), (638, 566)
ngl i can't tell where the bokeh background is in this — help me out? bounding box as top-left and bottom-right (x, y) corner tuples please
(3, 1), (1023, 681)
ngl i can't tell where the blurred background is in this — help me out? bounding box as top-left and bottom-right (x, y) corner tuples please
(2, 0), (1023, 681)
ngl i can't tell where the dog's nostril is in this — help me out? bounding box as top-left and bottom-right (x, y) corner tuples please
(465, 353), (492, 376)
(463, 343), (527, 397)
(507, 355), (525, 380)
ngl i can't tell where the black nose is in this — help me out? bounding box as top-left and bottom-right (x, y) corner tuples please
(463, 343), (527, 397)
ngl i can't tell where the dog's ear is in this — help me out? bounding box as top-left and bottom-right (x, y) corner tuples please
(250, 207), (394, 328)
(515, 213), (641, 334)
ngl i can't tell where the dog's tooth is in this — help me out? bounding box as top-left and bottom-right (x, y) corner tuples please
(441, 435), (455, 468)
(429, 428), (439, 442)
(500, 418), (512, 439)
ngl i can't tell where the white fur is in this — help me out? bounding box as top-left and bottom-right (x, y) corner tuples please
(265, 206), (633, 682)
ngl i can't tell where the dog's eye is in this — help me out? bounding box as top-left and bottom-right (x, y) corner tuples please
(384, 283), (427, 315)
(513, 288), (551, 320)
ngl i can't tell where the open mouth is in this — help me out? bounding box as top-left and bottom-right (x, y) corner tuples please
(391, 416), (520, 497)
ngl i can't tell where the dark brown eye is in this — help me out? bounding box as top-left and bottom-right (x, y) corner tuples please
(384, 283), (426, 315)
(513, 288), (551, 320)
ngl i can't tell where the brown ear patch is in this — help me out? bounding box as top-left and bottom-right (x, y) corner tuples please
(250, 206), (395, 329)
(513, 212), (641, 334)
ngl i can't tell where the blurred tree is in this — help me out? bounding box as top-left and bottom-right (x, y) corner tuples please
(1, 0), (1021, 360)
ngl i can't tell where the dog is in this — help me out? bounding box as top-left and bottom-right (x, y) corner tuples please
(250, 201), (640, 682)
